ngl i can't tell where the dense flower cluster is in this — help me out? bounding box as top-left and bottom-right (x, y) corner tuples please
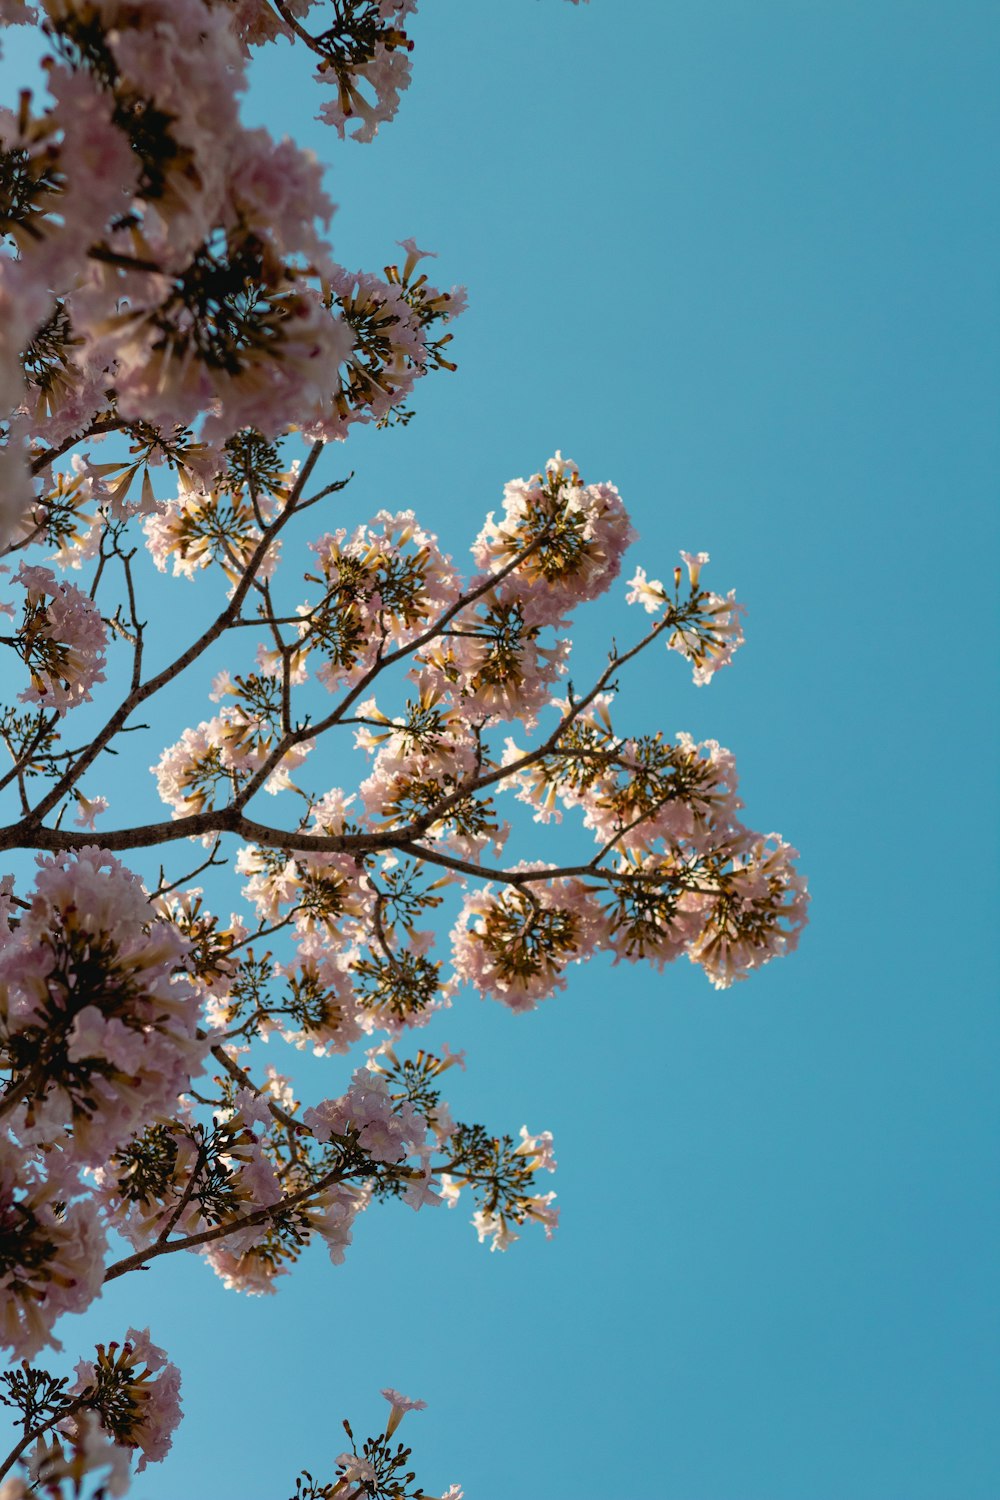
(0, 848), (204, 1162)
(0, 1137), (106, 1359)
(300, 509), (459, 688)
(69, 1329), (182, 1472)
(450, 874), (607, 1012)
(471, 452), (636, 621)
(6, 563), (107, 713)
(0, 0), (465, 549)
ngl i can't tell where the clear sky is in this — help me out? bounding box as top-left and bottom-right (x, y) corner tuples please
(2, 2), (999, 1497)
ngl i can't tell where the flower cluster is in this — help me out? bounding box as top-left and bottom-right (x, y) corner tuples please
(143, 483), (282, 590)
(451, 874), (607, 1012)
(0, 0), (465, 554)
(317, 243), (464, 433)
(6, 563), (107, 713)
(412, 454), (634, 730)
(291, 1386), (461, 1500)
(0, 436), (806, 1484)
(69, 1329), (182, 1473)
(440, 1122), (560, 1252)
(314, 1), (418, 143)
(497, 703), (808, 990)
(627, 551), (746, 685)
(152, 698), (313, 816)
(299, 510), (459, 688)
(0, 848), (204, 1164)
(471, 452), (636, 622)
(0, 1138), (106, 1359)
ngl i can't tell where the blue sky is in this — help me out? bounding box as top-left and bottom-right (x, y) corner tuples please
(2, 2), (999, 1496)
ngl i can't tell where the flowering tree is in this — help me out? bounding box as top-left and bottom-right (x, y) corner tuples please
(0, 2), (808, 1496)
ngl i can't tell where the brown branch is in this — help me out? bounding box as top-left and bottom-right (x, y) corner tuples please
(0, 725), (31, 816)
(155, 1135), (208, 1244)
(152, 837), (227, 899)
(229, 523), (560, 811)
(102, 1158), (349, 1284)
(270, 0), (324, 53)
(412, 612), (674, 832)
(86, 245), (163, 275)
(0, 808), (237, 855)
(0, 1397), (88, 1486)
(209, 1041), (300, 1132)
(28, 419), (125, 479)
(21, 443), (325, 828)
(0, 707), (61, 798)
(392, 841), (604, 887)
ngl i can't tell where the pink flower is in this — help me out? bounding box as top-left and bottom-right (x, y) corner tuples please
(418, 590), (571, 732)
(301, 511), (460, 690)
(303, 1068), (424, 1165)
(70, 1328), (183, 1472)
(0, 1140), (106, 1358)
(680, 549), (710, 587)
(336, 1452), (378, 1485)
(0, 1476), (31, 1500)
(1, 64), (139, 297)
(13, 564), (107, 714)
(669, 588), (746, 686)
(398, 236), (437, 280)
(316, 1), (417, 142)
(450, 873), (608, 1011)
(471, 454), (637, 625)
(380, 1386), (427, 1410)
(515, 1126), (557, 1173)
(152, 708), (312, 817)
(626, 565), (667, 614)
(403, 1167), (443, 1212)
(226, 127), (335, 275)
(471, 1208), (520, 1252)
(0, 848), (204, 1163)
(381, 1387), (427, 1437)
(309, 1183), (365, 1268)
(574, 732), (745, 858)
(73, 793), (108, 830)
(230, 1087), (274, 1134)
(203, 1244), (284, 1297)
(627, 555), (746, 685)
(26, 1410), (131, 1500)
(688, 834), (809, 988)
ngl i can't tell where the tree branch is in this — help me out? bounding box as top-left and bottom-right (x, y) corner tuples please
(20, 443), (326, 828)
(102, 1159), (350, 1284)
